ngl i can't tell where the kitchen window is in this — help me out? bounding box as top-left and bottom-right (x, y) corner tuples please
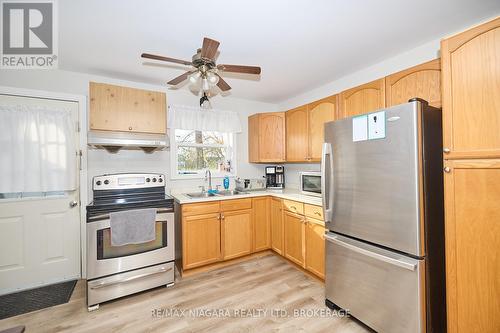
(171, 129), (236, 179)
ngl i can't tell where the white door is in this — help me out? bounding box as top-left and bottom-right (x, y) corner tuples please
(0, 94), (81, 294)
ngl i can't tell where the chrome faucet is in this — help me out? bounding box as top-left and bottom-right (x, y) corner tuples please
(205, 170), (212, 191)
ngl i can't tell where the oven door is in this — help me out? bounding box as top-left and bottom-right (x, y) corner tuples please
(300, 172), (322, 197)
(86, 209), (174, 280)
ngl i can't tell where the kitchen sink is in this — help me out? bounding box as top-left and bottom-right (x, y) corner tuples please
(216, 190), (250, 196)
(185, 190), (250, 198)
(185, 192), (218, 198)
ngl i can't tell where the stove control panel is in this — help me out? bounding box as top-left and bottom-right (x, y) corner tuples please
(93, 173), (165, 191)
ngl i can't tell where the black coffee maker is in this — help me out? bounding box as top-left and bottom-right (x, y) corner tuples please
(265, 165), (285, 189)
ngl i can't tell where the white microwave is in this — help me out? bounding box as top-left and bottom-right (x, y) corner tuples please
(300, 171), (322, 197)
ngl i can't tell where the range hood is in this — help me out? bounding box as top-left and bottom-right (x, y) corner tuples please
(87, 130), (169, 153)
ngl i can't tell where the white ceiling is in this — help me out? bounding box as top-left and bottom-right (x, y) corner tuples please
(59, 0), (500, 103)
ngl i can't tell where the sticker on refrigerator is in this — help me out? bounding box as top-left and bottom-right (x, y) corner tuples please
(368, 111), (386, 140)
(352, 115), (368, 142)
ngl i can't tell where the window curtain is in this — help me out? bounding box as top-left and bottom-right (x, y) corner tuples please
(167, 105), (242, 133)
(0, 105), (77, 193)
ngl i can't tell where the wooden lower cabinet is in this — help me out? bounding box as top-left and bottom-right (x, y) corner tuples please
(222, 209), (253, 260)
(283, 210), (305, 267)
(444, 159), (500, 333)
(305, 218), (325, 279)
(182, 213), (221, 270)
(270, 198), (284, 255)
(253, 197), (271, 252)
(181, 198), (325, 280)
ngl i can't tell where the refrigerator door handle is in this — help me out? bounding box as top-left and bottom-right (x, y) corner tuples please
(321, 143), (334, 223)
(324, 233), (417, 271)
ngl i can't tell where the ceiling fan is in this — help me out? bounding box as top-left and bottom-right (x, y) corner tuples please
(141, 37), (261, 93)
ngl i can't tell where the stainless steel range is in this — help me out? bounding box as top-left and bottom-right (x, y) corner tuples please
(86, 173), (175, 311)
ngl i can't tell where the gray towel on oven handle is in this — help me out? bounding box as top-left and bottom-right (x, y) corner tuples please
(109, 208), (157, 246)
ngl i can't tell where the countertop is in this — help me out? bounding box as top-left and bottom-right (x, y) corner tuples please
(172, 189), (323, 206)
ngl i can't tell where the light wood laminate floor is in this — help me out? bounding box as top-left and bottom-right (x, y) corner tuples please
(0, 254), (370, 333)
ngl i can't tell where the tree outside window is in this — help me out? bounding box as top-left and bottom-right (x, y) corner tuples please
(173, 129), (235, 177)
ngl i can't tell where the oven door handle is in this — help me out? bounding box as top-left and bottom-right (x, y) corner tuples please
(87, 209), (172, 222)
(89, 266), (172, 289)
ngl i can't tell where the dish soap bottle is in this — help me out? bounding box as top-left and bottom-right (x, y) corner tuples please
(223, 176), (230, 190)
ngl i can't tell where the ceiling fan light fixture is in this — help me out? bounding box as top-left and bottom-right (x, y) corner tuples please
(189, 71), (201, 83)
(202, 78), (210, 91)
(207, 72), (219, 85)
(141, 37), (261, 95)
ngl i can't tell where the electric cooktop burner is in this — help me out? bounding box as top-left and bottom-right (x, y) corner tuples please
(86, 173), (174, 218)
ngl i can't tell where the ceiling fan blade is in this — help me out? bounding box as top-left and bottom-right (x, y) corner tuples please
(216, 75), (231, 91)
(141, 53), (192, 66)
(217, 64), (261, 75)
(201, 37), (220, 59)
(167, 71), (195, 86)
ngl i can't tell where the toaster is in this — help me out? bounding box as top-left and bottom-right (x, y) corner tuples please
(235, 178), (266, 191)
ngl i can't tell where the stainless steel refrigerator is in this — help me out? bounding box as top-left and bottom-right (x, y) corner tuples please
(321, 100), (446, 333)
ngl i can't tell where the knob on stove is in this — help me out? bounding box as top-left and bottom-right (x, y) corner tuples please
(146, 178), (151, 182)
(159, 178), (163, 183)
(152, 178), (157, 182)
(104, 179), (109, 185)
(96, 180), (102, 186)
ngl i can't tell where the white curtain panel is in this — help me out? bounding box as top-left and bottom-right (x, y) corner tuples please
(0, 105), (76, 193)
(168, 105), (242, 133)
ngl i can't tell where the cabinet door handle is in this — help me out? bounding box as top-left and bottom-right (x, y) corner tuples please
(444, 167), (451, 173)
(443, 148), (450, 154)
(314, 211), (321, 216)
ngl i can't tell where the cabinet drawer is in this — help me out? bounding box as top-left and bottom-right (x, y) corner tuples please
(182, 201), (220, 217)
(220, 198), (252, 212)
(304, 204), (323, 220)
(283, 200), (304, 215)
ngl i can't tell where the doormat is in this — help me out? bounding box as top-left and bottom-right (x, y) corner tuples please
(0, 280), (77, 320)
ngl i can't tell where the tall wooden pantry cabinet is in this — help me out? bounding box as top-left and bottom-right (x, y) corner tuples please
(441, 17), (500, 333)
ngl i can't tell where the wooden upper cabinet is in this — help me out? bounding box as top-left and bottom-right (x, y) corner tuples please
(89, 82), (166, 134)
(286, 106), (309, 162)
(339, 78), (385, 119)
(308, 95), (337, 161)
(248, 112), (285, 163)
(385, 59), (441, 108)
(248, 114), (260, 162)
(441, 17), (500, 159)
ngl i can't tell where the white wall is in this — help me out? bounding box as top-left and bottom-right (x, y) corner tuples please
(278, 13), (500, 111)
(0, 69), (278, 199)
(273, 38), (441, 185)
(278, 38), (441, 110)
